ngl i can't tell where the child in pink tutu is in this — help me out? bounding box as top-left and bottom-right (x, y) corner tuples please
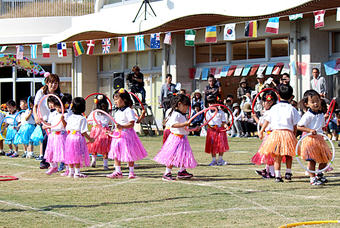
(87, 95), (112, 170)
(297, 90), (332, 185)
(251, 90), (278, 178)
(259, 85), (301, 182)
(205, 95), (229, 166)
(44, 96), (68, 175)
(107, 89), (147, 179)
(64, 97), (94, 178)
(154, 94), (197, 181)
(162, 94), (175, 144)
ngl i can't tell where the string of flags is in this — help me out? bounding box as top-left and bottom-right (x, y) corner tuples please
(0, 7), (339, 63)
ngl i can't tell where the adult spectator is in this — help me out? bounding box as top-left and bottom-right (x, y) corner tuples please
(160, 74), (177, 107)
(204, 74), (222, 106)
(255, 74), (265, 94)
(33, 73), (62, 169)
(311, 68), (327, 98)
(129, 65), (146, 104)
(274, 73), (290, 91)
(191, 89), (204, 110)
(189, 103), (204, 136)
(237, 78), (251, 101)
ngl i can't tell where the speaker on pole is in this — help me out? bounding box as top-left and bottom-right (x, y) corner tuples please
(113, 72), (124, 90)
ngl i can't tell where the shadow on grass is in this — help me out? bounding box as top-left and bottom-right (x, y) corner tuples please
(198, 163), (254, 167)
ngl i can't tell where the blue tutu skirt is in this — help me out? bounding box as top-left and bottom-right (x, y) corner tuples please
(5, 125), (17, 145)
(16, 123), (35, 145)
(30, 125), (44, 146)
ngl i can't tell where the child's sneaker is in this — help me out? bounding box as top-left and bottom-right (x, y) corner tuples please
(10, 152), (18, 158)
(5, 151), (13, 156)
(60, 170), (69, 176)
(208, 160), (218, 166)
(275, 177), (284, 182)
(103, 166), (109, 171)
(91, 160), (96, 168)
(255, 169), (267, 177)
(0, 151), (5, 156)
(284, 173), (292, 181)
(36, 155), (43, 160)
(162, 173), (175, 181)
(74, 173), (87, 178)
(217, 159), (227, 166)
(316, 173), (328, 183)
(26, 152), (34, 159)
(128, 172), (136, 179)
(45, 167), (58, 175)
(310, 177), (324, 185)
(106, 171), (123, 179)
(58, 163), (65, 172)
(21, 152), (27, 158)
(177, 170), (193, 179)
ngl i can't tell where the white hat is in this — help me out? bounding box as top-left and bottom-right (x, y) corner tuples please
(256, 74), (264, 79)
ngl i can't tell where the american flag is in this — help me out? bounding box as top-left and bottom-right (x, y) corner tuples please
(86, 40), (95, 55)
(16, 45), (24, 59)
(102, 38), (111, 54)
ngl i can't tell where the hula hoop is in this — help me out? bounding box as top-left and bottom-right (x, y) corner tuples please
(91, 109), (121, 139)
(252, 88), (280, 114)
(185, 106), (218, 131)
(0, 175), (19, 181)
(129, 92), (145, 120)
(279, 220), (340, 228)
(0, 116), (14, 139)
(295, 132), (335, 174)
(205, 104), (234, 131)
(37, 94), (64, 129)
(14, 110), (25, 126)
(325, 97), (336, 128)
(85, 93), (113, 111)
(257, 116), (263, 136)
(27, 96), (31, 111)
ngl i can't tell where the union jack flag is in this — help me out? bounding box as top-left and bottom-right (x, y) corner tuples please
(102, 38), (111, 54)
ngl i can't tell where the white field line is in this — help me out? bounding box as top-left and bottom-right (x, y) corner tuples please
(0, 199), (99, 225)
(0, 161), (37, 169)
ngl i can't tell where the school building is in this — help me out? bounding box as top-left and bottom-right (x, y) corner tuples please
(0, 0), (340, 127)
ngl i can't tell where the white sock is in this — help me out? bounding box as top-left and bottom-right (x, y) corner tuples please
(69, 167), (74, 174)
(75, 168), (80, 175)
(115, 166), (121, 173)
(91, 155), (96, 162)
(275, 170), (281, 178)
(212, 157), (217, 162)
(179, 167), (185, 172)
(218, 155), (223, 161)
(310, 177), (315, 182)
(165, 167), (172, 174)
(269, 166), (275, 176)
(286, 168), (292, 174)
(103, 159), (108, 167)
(265, 165), (270, 173)
(129, 166), (134, 173)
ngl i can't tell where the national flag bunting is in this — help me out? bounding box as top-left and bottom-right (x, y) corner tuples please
(57, 42), (67, 57)
(150, 33), (161, 49)
(224, 23), (235, 40)
(42, 44), (50, 58)
(134, 35), (145, 51)
(118, 37), (127, 52)
(16, 45), (24, 59)
(314, 10), (325, 28)
(289, 13), (303, 21)
(86, 40), (95, 55)
(265, 17), (279, 34)
(205, 26), (217, 43)
(185, 29), (196, 46)
(164, 32), (172, 45)
(102, 38), (111, 54)
(73, 41), (85, 57)
(0, 46), (7, 53)
(30, 45), (37, 59)
(245, 21), (257, 37)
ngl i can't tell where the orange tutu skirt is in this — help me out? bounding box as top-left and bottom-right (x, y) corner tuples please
(258, 129), (298, 157)
(300, 134), (332, 163)
(205, 126), (229, 155)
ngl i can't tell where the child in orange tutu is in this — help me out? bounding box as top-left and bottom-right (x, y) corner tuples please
(205, 95), (229, 166)
(259, 85), (300, 182)
(297, 90), (332, 185)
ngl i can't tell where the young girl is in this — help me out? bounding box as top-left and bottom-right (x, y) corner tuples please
(205, 95), (229, 166)
(107, 89), (147, 179)
(259, 85), (301, 182)
(297, 90), (332, 185)
(87, 95), (112, 170)
(16, 97), (36, 158)
(162, 94), (175, 144)
(251, 91), (278, 178)
(44, 96), (68, 175)
(0, 109), (5, 156)
(154, 94), (197, 181)
(64, 97), (93, 178)
(3, 100), (19, 157)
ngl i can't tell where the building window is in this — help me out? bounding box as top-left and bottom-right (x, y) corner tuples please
(100, 56), (111, 72)
(56, 64), (72, 77)
(126, 53), (137, 70)
(271, 38), (289, 57)
(332, 32), (340, 53)
(136, 52), (149, 69)
(99, 78), (111, 96)
(196, 45), (210, 64)
(110, 55), (121, 71)
(59, 82), (72, 94)
(248, 40), (265, 59)
(232, 42), (247, 60)
(153, 50), (162, 68)
(211, 43), (226, 62)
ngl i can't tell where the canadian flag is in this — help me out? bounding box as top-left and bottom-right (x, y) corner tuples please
(313, 10), (325, 28)
(86, 40), (95, 55)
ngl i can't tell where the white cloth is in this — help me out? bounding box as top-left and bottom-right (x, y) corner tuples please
(205, 109), (226, 127)
(260, 111), (272, 132)
(298, 110), (325, 134)
(164, 109), (172, 128)
(87, 111), (112, 127)
(114, 107), (136, 125)
(233, 109), (242, 121)
(167, 111), (188, 135)
(20, 109), (35, 125)
(5, 112), (20, 125)
(264, 102), (301, 131)
(34, 89), (50, 121)
(48, 110), (67, 132)
(66, 114), (88, 134)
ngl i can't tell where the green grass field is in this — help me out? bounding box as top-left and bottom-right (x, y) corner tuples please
(0, 136), (340, 227)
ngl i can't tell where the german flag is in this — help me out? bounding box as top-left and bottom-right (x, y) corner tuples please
(245, 20), (257, 37)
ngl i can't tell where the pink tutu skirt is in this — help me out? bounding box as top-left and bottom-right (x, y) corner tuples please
(300, 134), (332, 163)
(108, 128), (147, 162)
(64, 131), (90, 167)
(205, 126), (229, 155)
(163, 128), (171, 144)
(87, 126), (111, 155)
(44, 131), (67, 163)
(154, 133), (197, 169)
